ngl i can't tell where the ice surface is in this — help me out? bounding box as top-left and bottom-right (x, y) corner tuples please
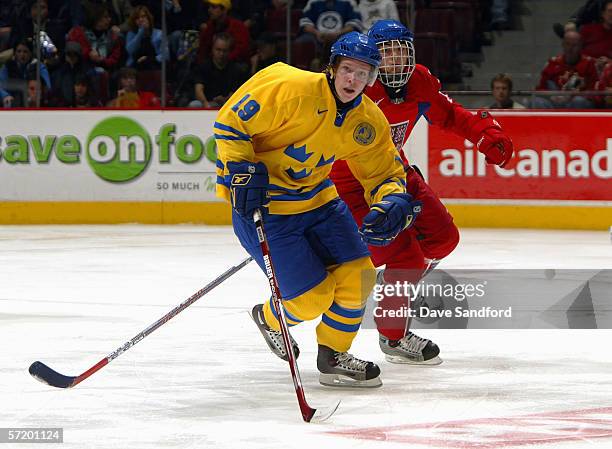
(1, 226), (611, 448)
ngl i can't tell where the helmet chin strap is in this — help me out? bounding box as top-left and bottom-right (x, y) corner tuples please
(384, 84), (407, 104)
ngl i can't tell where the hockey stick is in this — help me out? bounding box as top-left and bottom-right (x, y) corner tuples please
(253, 209), (340, 423)
(29, 256), (253, 389)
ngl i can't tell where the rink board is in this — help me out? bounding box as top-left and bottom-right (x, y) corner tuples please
(0, 110), (610, 229)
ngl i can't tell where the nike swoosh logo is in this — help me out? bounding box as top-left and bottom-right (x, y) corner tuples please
(375, 99), (383, 105)
(317, 108), (328, 114)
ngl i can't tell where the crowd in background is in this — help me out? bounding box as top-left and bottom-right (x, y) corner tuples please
(0, 0), (610, 109)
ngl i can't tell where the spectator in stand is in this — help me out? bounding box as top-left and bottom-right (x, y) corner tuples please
(597, 60), (612, 106)
(24, 72), (50, 107)
(190, 32), (247, 108)
(0, 0), (26, 52)
(489, 73), (525, 109)
(79, 0), (133, 34)
(580, 0), (612, 74)
(50, 41), (95, 107)
(107, 66), (160, 107)
(126, 5), (168, 70)
(0, 39), (51, 107)
(553, 0), (608, 38)
(163, 0), (202, 61)
(66, 4), (123, 76)
(250, 32), (281, 75)
(298, 0), (363, 64)
(197, 0), (250, 65)
(228, 0), (269, 38)
(6, 0), (69, 67)
(72, 73), (102, 107)
(531, 30), (598, 109)
(358, 0), (399, 31)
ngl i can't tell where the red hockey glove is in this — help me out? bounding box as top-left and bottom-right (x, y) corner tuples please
(476, 128), (514, 168)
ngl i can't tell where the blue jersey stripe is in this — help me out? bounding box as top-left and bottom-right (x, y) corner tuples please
(321, 314), (361, 333)
(270, 179), (334, 201)
(214, 134), (251, 141)
(214, 121), (251, 140)
(329, 302), (365, 319)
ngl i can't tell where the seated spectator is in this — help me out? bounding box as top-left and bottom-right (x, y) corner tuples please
(190, 32), (248, 108)
(298, 0), (363, 63)
(66, 3), (123, 75)
(50, 41), (95, 106)
(250, 32), (281, 75)
(597, 60), (612, 106)
(107, 66), (159, 107)
(0, 0), (25, 51)
(532, 30), (598, 108)
(0, 39), (51, 106)
(72, 73), (102, 107)
(25, 74), (50, 107)
(553, 0), (608, 37)
(125, 5), (168, 70)
(228, 0), (269, 38)
(358, 0), (399, 31)
(197, 0), (250, 65)
(79, 0), (133, 34)
(580, 0), (612, 73)
(489, 73), (525, 109)
(7, 0), (68, 67)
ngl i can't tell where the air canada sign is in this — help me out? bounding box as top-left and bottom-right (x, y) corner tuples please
(428, 113), (612, 201)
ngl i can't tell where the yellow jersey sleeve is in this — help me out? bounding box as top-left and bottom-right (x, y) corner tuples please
(345, 106), (407, 206)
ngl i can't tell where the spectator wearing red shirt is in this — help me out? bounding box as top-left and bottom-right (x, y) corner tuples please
(197, 0), (250, 65)
(597, 61), (612, 106)
(107, 67), (159, 108)
(66, 3), (123, 74)
(580, 0), (612, 74)
(532, 30), (598, 108)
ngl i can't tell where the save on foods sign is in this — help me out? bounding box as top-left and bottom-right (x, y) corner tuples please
(427, 112), (612, 203)
(0, 110), (220, 202)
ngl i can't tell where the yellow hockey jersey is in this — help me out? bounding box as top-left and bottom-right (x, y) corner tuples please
(215, 62), (406, 215)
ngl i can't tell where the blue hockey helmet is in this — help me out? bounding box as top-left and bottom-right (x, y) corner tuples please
(329, 31), (380, 86)
(367, 20), (416, 87)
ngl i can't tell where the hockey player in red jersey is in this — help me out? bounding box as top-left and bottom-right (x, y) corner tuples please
(330, 19), (514, 365)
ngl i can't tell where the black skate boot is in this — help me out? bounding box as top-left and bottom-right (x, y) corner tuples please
(250, 304), (299, 361)
(379, 332), (442, 365)
(317, 345), (382, 388)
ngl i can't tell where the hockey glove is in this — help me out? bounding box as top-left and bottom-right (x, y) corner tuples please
(227, 161), (270, 218)
(360, 193), (422, 246)
(476, 127), (514, 168)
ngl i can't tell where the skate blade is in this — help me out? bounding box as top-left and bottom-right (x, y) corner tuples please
(247, 310), (298, 361)
(384, 354), (443, 365)
(319, 373), (382, 388)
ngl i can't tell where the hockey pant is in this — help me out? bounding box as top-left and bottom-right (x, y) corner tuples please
(341, 166), (460, 340)
(231, 199), (377, 352)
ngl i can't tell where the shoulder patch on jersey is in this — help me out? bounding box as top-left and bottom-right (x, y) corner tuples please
(353, 122), (376, 145)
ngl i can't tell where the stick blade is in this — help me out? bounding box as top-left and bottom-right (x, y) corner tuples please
(307, 400), (341, 423)
(29, 361), (77, 389)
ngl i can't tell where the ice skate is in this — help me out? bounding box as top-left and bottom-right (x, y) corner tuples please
(317, 345), (382, 388)
(250, 304), (299, 361)
(379, 332), (442, 365)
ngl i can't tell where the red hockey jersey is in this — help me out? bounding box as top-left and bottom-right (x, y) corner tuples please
(331, 64), (481, 197)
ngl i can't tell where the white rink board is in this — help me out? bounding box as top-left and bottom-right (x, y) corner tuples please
(0, 110), (221, 202)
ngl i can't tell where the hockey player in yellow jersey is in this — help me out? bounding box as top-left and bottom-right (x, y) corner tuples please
(215, 32), (423, 387)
